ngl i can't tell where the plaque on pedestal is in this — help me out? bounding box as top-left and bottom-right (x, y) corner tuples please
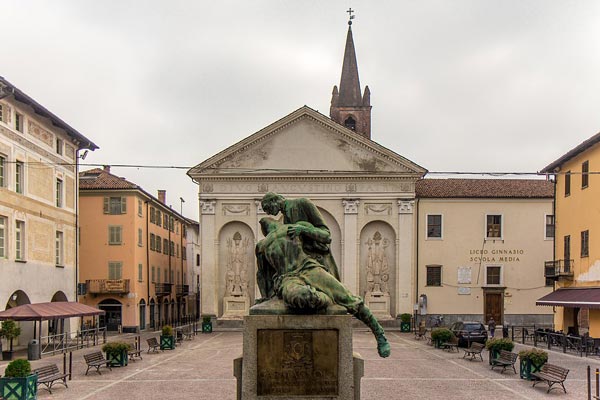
(222, 295), (250, 319)
(234, 299), (363, 400)
(364, 291), (392, 320)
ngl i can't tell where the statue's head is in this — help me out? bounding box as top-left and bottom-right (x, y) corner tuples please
(259, 217), (280, 236)
(261, 192), (285, 216)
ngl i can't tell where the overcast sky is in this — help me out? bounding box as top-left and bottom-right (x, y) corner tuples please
(2, 1), (600, 220)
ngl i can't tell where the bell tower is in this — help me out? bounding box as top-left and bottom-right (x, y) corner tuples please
(330, 9), (372, 139)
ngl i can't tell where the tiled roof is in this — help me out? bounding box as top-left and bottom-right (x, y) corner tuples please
(79, 168), (139, 190)
(416, 178), (554, 199)
(541, 131), (600, 173)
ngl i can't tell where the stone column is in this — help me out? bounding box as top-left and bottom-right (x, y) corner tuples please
(199, 200), (217, 316)
(397, 200), (415, 317)
(342, 199), (359, 293)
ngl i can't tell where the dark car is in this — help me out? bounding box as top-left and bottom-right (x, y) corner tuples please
(450, 321), (488, 347)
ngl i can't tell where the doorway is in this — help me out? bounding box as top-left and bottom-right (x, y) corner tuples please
(98, 299), (122, 331)
(484, 290), (503, 325)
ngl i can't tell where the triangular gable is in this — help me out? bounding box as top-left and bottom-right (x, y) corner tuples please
(188, 106), (427, 177)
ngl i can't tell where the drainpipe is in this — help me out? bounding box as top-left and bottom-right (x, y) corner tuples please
(145, 199), (150, 329)
(415, 197), (420, 325)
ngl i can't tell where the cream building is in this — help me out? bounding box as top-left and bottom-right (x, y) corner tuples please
(0, 76), (97, 341)
(416, 179), (554, 326)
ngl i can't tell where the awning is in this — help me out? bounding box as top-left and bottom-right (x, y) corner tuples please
(0, 302), (105, 321)
(536, 288), (600, 309)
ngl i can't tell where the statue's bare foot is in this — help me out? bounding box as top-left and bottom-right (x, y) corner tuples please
(376, 333), (391, 358)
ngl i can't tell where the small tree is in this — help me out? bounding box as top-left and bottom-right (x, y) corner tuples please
(0, 320), (21, 352)
(3, 359), (31, 378)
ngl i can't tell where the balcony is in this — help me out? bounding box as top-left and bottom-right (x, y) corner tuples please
(155, 283), (173, 296)
(176, 285), (190, 297)
(544, 260), (574, 279)
(87, 279), (130, 295)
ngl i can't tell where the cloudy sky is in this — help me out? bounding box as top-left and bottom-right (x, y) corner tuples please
(2, 1), (600, 220)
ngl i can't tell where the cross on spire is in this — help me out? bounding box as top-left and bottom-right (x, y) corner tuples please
(347, 8), (355, 25)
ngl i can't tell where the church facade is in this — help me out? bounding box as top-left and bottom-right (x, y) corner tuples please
(188, 23), (552, 325)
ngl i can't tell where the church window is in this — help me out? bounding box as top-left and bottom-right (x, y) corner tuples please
(427, 215), (442, 239)
(426, 265), (442, 286)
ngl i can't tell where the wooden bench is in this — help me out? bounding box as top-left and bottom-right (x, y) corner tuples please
(441, 336), (459, 352)
(83, 351), (112, 375)
(147, 337), (161, 353)
(462, 342), (485, 361)
(490, 350), (518, 374)
(531, 363), (569, 393)
(33, 364), (68, 394)
(128, 344), (143, 361)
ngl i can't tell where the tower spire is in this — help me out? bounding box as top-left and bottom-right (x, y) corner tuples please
(330, 10), (372, 139)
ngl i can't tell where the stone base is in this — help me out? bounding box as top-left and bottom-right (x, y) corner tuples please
(364, 292), (392, 320)
(222, 295), (250, 319)
(235, 299), (363, 399)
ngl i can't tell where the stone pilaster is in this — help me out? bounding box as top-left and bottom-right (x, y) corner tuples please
(397, 200), (415, 317)
(342, 199), (359, 293)
(199, 200), (217, 316)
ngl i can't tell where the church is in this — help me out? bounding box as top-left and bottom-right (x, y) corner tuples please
(188, 19), (553, 327)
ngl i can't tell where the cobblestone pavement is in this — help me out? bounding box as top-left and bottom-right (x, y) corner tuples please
(1, 330), (598, 399)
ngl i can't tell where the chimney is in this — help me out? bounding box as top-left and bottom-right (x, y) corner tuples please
(103, 165), (110, 173)
(158, 190), (166, 204)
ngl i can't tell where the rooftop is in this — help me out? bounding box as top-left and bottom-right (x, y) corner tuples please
(416, 178), (554, 198)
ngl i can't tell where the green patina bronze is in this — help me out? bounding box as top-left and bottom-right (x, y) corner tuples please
(256, 192), (391, 358)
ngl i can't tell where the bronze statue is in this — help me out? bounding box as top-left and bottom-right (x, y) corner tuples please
(256, 193), (391, 358)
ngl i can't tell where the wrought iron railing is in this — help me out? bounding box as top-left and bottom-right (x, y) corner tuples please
(176, 284), (190, 297)
(155, 283), (173, 296)
(544, 259), (574, 278)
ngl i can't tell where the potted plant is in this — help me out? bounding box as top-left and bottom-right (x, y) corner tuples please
(160, 325), (175, 350)
(485, 338), (514, 365)
(399, 313), (412, 333)
(102, 342), (132, 367)
(0, 358), (37, 400)
(518, 348), (548, 380)
(201, 315), (212, 334)
(430, 328), (453, 348)
(0, 320), (21, 361)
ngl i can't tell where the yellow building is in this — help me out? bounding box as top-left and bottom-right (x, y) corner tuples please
(0, 77), (97, 342)
(79, 167), (191, 332)
(539, 132), (600, 336)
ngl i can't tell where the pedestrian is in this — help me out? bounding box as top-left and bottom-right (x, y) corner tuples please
(488, 317), (496, 338)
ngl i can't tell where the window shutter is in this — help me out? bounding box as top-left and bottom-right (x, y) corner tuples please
(103, 197), (109, 214)
(121, 197), (127, 214)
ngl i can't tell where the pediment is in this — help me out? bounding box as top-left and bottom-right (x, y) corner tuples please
(188, 106), (426, 177)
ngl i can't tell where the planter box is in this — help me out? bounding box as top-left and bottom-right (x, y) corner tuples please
(519, 358), (545, 380)
(0, 374), (38, 400)
(106, 350), (129, 367)
(400, 322), (411, 332)
(160, 335), (175, 350)
(488, 349), (500, 365)
(202, 322), (212, 334)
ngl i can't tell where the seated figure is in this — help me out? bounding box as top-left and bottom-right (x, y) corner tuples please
(256, 216), (391, 358)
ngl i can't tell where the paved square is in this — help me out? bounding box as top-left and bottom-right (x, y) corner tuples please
(1, 330), (596, 399)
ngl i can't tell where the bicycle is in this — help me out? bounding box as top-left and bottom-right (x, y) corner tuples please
(428, 315), (444, 328)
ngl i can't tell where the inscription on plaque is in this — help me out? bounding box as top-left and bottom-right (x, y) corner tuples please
(257, 329), (338, 396)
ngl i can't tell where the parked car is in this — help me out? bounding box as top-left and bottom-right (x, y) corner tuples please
(450, 321), (488, 347)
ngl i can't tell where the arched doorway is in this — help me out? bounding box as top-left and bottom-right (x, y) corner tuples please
(98, 299), (122, 332)
(162, 299), (169, 326)
(170, 300), (176, 325)
(50, 291), (69, 335)
(4, 290), (31, 347)
(149, 299), (156, 329)
(139, 299), (146, 331)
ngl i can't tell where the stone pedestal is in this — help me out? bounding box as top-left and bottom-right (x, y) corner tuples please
(234, 299), (363, 399)
(222, 295), (250, 319)
(364, 291), (392, 320)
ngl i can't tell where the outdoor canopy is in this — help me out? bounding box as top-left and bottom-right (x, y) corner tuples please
(536, 287), (600, 309)
(0, 302), (104, 321)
